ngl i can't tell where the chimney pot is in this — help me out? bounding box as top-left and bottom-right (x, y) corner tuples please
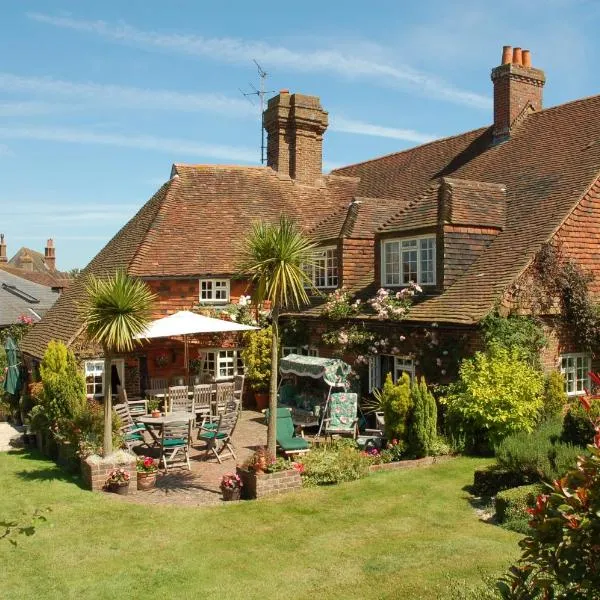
(512, 47), (523, 66)
(501, 46), (512, 65)
(280, 89), (289, 94)
(522, 49), (531, 68)
(44, 238), (56, 271)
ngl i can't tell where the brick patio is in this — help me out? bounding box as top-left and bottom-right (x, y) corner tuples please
(117, 409), (268, 506)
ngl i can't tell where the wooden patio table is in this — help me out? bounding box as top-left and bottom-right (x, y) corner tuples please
(136, 412), (195, 447)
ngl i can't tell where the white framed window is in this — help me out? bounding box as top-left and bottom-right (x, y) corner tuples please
(199, 279), (230, 304)
(304, 246), (338, 289)
(282, 346), (319, 357)
(382, 236), (436, 286)
(84, 359), (125, 399)
(560, 353), (591, 396)
(197, 349), (244, 381)
(368, 355), (415, 392)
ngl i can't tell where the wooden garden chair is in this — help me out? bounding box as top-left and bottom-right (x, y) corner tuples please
(168, 385), (191, 414)
(159, 420), (192, 472)
(214, 382), (234, 415)
(193, 384), (213, 425)
(197, 408), (238, 463)
(114, 399), (146, 451)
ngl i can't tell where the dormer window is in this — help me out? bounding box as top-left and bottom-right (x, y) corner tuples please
(304, 246), (338, 289)
(199, 279), (230, 304)
(382, 236), (436, 286)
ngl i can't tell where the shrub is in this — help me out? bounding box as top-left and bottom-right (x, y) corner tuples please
(562, 397), (600, 446)
(240, 327), (272, 393)
(495, 417), (582, 483)
(375, 372), (412, 441)
(481, 312), (546, 367)
(497, 446), (600, 599)
(407, 377), (437, 457)
(473, 465), (526, 497)
(443, 345), (544, 451)
(298, 440), (372, 486)
(540, 371), (568, 421)
(495, 484), (545, 533)
(38, 341), (86, 426)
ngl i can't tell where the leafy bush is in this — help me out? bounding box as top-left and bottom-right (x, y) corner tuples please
(298, 440), (372, 486)
(443, 346), (544, 451)
(562, 397), (600, 446)
(429, 436), (452, 457)
(38, 341), (86, 426)
(473, 465), (526, 497)
(375, 372), (412, 441)
(495, 484), (545, 534)
(481, 312), (547, 366)
(540, 371), (568, 421)
(407, 377), (437, 457)
(497, 447), (600, 599)
(240, 327), (272, 393)
(495, 417), (582, 483)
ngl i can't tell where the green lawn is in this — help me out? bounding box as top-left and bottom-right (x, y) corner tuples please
(0, 452), (519, 599)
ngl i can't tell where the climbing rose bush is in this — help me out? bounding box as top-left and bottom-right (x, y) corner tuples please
(369, 283), (421, 320)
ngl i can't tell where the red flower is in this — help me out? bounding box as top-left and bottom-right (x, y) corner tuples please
(579, 395), (592, 412)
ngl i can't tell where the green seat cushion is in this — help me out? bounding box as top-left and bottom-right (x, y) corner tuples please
(202, 423), (218, 429)
(163, 438), (186, 447)
(277, 437), (309, 451)
(131, 425), (146, 433)
(125, 433), (143, 441)
(198, 431), (227, 440)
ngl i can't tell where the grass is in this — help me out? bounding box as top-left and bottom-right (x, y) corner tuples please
(0, 452), (519, 599)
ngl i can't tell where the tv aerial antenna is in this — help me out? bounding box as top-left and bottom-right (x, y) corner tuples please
(239, 59), (275, 164)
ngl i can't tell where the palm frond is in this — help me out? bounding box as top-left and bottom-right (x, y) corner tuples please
(237, 215), (317, 309)
(81, 269), (156, 353)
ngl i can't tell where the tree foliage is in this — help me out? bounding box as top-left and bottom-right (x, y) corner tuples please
(376, 372), (412, 441)
(444, 345), (544, 450)
(238, 216), (316, 453)
(240, 327), (272, 393)
(81, 270), (155, 455)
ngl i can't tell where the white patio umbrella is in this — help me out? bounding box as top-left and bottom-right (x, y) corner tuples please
(135, 310), (258, 376)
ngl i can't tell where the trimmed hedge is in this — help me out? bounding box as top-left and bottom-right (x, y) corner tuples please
(472, 465), (526, 497)
(495, 483), (545, 534)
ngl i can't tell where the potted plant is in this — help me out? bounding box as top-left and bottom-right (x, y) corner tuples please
(147, 398), (161, 418)
(240, 327), (272, 410)
(220, 472), (243, 501)
(105, 468), (131, 495)
(244, 446), (274, 474)
(136, 456), (158, 490)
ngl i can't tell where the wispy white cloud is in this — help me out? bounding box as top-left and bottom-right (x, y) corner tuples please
(0, 125), (259, 163)
(330, 117), (437, 144)
(27, 12), (491, 109)
(0, 101), (71, 116)
(0, 73), (256, 118)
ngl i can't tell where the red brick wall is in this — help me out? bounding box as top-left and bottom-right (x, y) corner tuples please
(146, 278), (251, 317)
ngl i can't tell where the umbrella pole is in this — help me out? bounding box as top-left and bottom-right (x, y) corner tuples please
(184, 334), (189, 378)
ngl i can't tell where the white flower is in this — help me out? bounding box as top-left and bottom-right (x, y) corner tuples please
(399, 335), (406, 341)
(441, 369), (446, 375)
(442, 350), (448, 356)
(436, 358), (442, 366)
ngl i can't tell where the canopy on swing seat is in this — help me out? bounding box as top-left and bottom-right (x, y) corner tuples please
(279, 354), (351, 388)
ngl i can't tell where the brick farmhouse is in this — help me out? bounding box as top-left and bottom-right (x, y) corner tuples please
(20, 45), (600, 400)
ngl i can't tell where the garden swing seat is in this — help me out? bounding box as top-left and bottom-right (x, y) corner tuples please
(323, 392), (359, 441)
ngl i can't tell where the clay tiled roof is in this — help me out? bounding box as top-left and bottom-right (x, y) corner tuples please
(379, 184), (440, 234)
(0, 264), (71, 289)
(21, 170), (357, 357)
(332, 95), (600, 324)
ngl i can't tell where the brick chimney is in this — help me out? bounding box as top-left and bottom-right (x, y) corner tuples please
(491, 46), (545, 141)
(263, 90), (328, 185)
(0, 233), (6, 263)
(44, 238), (56, 271)
(21, 251), (33, 271)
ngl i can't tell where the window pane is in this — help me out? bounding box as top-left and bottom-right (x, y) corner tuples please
(384, 242), (400, 285)
(401, 249), (417, 284)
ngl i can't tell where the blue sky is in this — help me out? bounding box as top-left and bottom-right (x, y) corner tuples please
(1, 0), (598, 270)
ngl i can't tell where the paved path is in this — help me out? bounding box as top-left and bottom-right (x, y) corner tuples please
(0, 422), (24, 452)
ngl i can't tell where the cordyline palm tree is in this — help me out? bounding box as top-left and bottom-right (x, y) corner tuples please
(82, 270), (156, 455)
(239, 216), (317, 453)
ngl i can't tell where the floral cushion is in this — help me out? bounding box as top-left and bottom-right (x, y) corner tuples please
(328, 392), (357, 430)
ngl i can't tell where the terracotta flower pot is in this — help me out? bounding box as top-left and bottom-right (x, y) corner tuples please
(254, 392), (269, 410)
(108, 482), (129, 496)
(151, 410), (161, 418)
(222, 487), (241, 501)
(137, 471), (157, 491)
